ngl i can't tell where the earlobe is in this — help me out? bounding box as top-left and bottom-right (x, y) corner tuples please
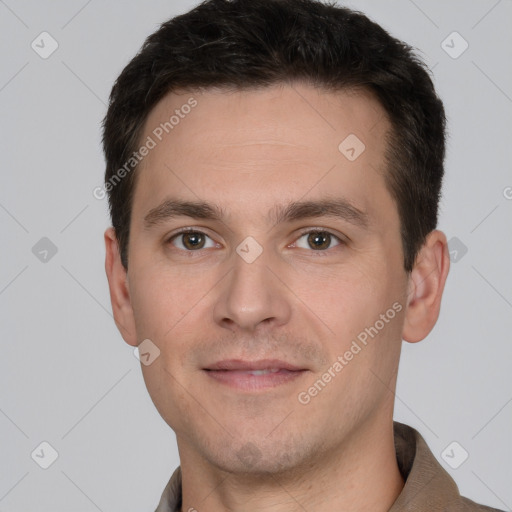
(104, 227), (138, 346)
(402, 230), (450, 343)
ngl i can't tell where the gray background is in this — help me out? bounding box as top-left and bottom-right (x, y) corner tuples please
(0, 0), (511, 510)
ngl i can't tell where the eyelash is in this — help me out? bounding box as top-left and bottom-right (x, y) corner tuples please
(165, 227), (346, 254)
(291, 228), (345, 254)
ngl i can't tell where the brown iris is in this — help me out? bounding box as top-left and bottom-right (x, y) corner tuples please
(307, 231), (332, 250)
(181, 232), (206, 250)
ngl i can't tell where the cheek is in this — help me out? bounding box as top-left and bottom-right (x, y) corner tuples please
(140, 358), (191, 432)
(129, 263), (207, 339)
(129, 265), (217, 387)
(290, 259), (405, 354)
(287, 262), (378, 326)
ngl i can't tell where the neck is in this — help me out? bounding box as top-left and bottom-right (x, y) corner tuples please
(178, 419), (404, 512)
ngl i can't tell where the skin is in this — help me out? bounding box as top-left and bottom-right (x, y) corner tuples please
(104, 82), (450, 511)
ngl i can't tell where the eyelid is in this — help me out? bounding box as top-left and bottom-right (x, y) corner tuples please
(165, 226), (348, 251)
(166, 226), (214, 239)
(293, 227), (348, 244)
(166, 227), (219, 248)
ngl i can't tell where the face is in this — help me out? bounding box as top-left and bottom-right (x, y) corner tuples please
(115, 83), (413, 475)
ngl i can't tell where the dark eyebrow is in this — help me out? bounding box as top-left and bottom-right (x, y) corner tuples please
(269, 198), (369, 229)
(143, 199), (224, 229)
(143, 197), (369, 230)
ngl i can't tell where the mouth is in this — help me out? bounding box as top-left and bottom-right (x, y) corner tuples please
(203, 359), (308, 391)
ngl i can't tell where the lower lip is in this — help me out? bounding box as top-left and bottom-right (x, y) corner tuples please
(204, 369), (306, 391)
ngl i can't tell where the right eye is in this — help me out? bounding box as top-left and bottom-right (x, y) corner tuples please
(168, 229), (217, 251)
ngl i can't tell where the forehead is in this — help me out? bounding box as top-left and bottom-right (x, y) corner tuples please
(132, 83), (393, 226)
(143, 83), (386, 149)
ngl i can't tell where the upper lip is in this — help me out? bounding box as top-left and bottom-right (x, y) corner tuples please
(204, 359), (306, 371)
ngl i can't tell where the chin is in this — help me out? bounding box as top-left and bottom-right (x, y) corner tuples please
(203, 435), (316, 477)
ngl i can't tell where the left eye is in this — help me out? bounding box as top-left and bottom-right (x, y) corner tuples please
(294, 230), (341, 251)
(169, 231), (217, 251)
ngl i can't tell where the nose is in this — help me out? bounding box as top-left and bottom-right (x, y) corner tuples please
(212, 246), (292, 333)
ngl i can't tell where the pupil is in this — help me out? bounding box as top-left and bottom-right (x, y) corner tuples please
(184, 232), (204, 250)
(308, 232), (330, 250)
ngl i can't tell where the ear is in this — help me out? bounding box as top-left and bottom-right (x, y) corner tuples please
(402, 229), (450, 343)
(104, 227), (138, 346)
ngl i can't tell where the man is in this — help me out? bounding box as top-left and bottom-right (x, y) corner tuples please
(102, 0), (503, 510)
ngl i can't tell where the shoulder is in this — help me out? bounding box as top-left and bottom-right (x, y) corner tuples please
(459, 496), (506, 512)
